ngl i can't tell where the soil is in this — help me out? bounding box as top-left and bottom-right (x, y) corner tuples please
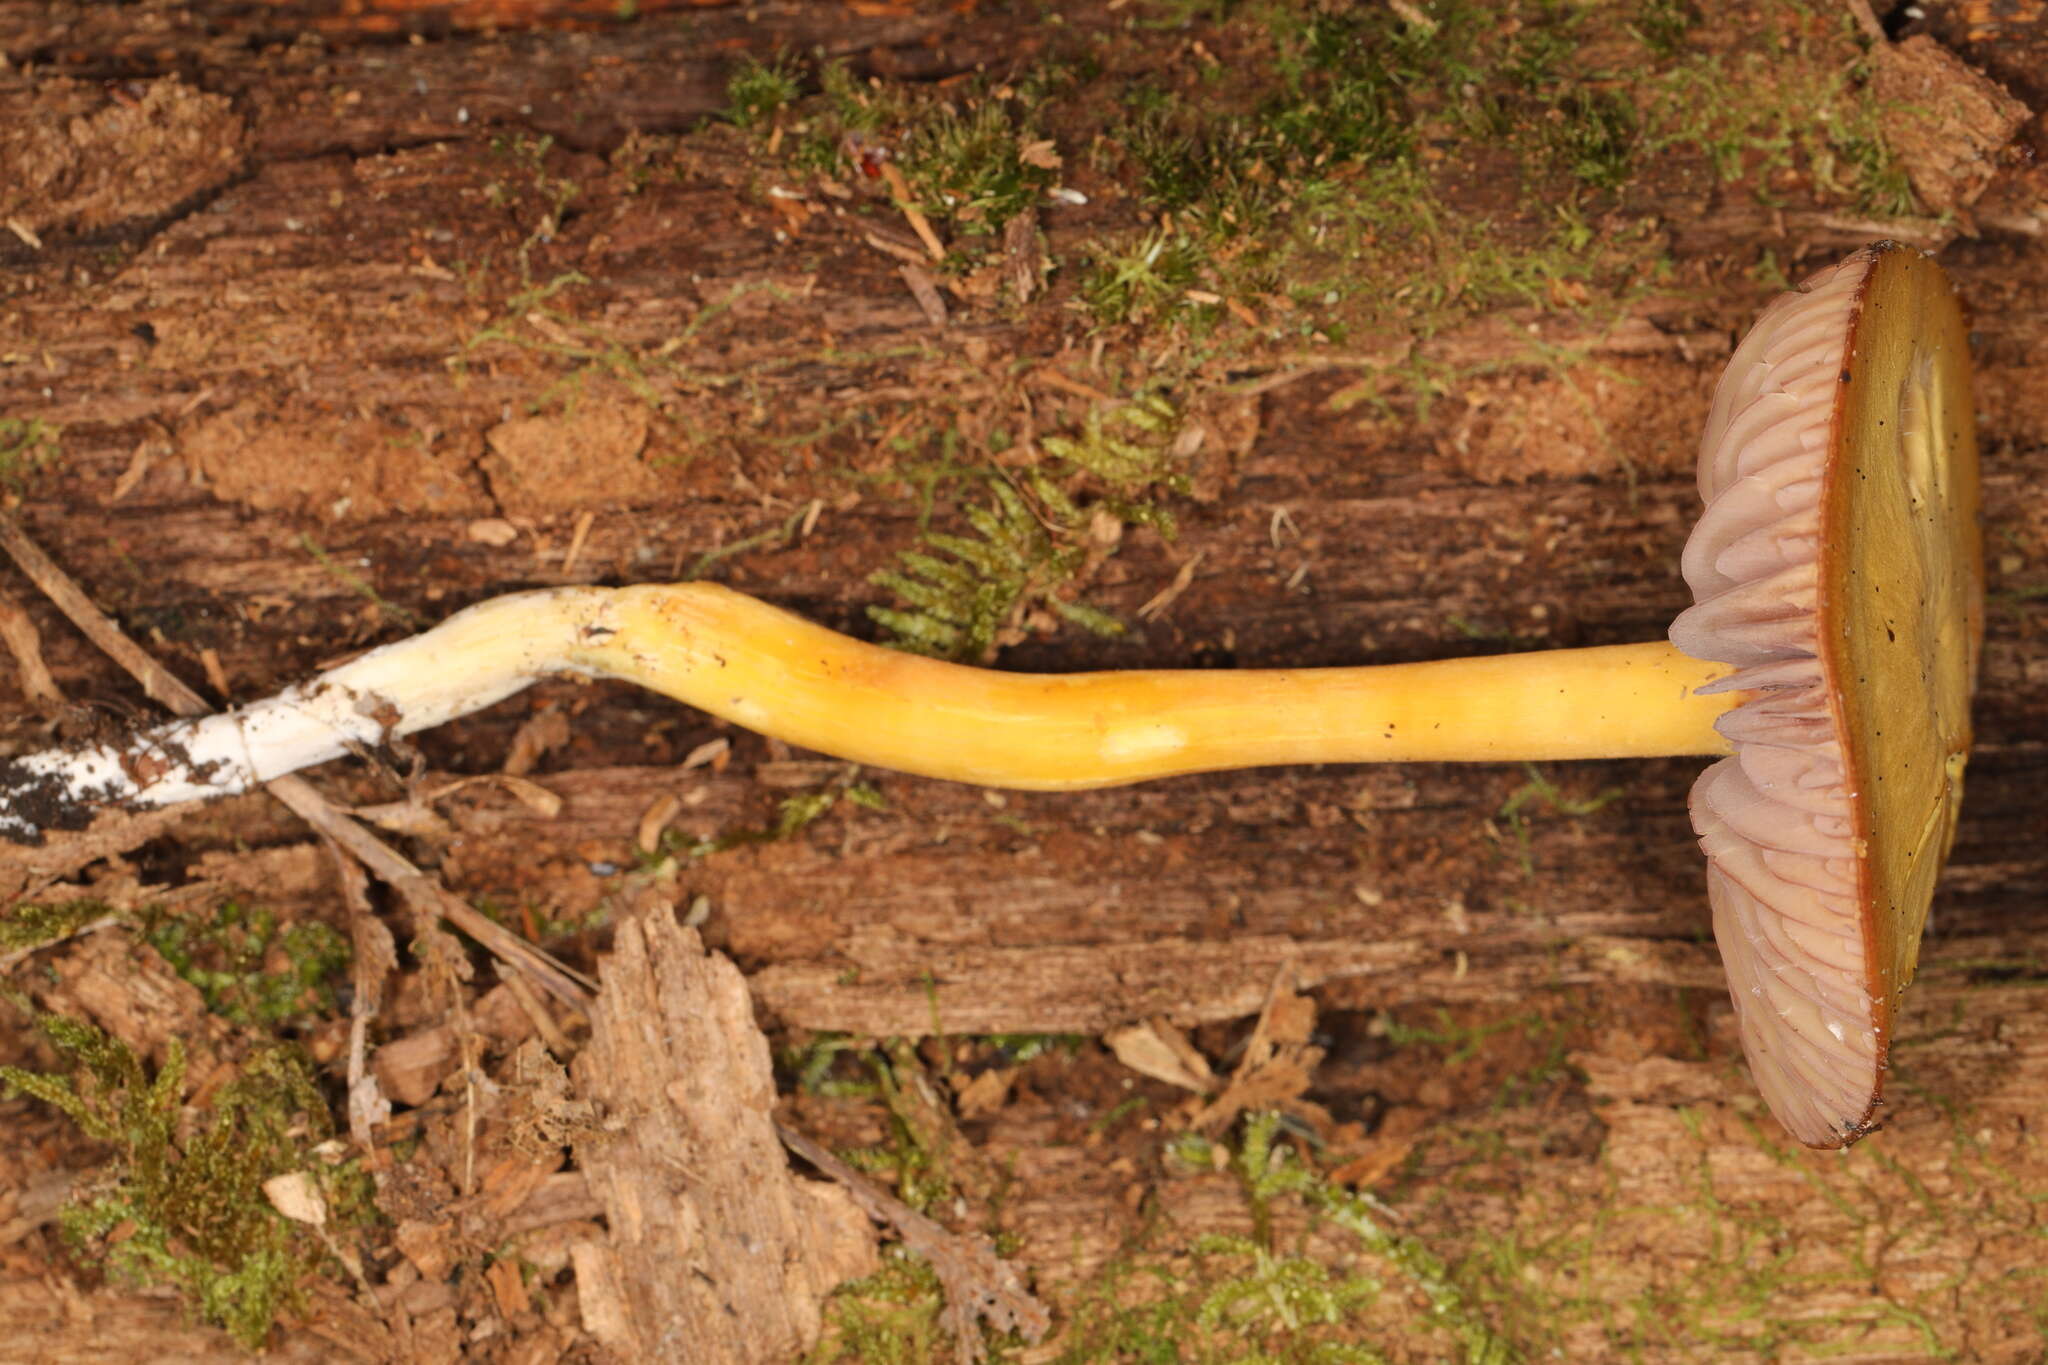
(1, 2), (2045, 1363)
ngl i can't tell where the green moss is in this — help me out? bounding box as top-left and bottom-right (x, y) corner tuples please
(1, 1006), (367, 1349)
(0, 416), (61, 489)
(140, 901), (350, 1029)
(724, 55), (802, 130)
(804, 1251), (961, 1365)
(868, 395), (1187, 661)
(0, 900), (116, 955)
(897, 99), (1061, 240)
(1081, 230), (1208, 327)
(1059, 1114), (1511, 1363)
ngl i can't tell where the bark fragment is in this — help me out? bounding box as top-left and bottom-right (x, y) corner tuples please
(570, 911), (877, 1363)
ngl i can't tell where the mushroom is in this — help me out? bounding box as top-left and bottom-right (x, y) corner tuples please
(0, 243), (1979, 1148)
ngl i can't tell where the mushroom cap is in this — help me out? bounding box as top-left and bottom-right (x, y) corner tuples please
(1670, 243), (1983, 1148)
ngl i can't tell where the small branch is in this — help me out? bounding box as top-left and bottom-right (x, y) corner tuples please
(777, 1122), (1050, 1365)
(0, 517), (193, 712)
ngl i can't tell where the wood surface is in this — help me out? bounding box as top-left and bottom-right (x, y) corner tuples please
(1, 1), (2045, 1361)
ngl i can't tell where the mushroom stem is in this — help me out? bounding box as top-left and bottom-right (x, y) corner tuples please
(590, 584), (1741, 784)
(0, 581), (1741, 840)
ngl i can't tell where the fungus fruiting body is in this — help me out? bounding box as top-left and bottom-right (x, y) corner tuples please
(0, 244), (1980, 1148)
(1670, 243), (1981, 1146)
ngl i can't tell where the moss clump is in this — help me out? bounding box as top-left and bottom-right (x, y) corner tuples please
(141, 901), (350, 1029)
(724, 54), (802, 130)
(0, 900), (116, 955)
(1, 1008), (368, 1349)
(1054, 1113), (1510, 1363)
(0, 416), (61, 489)
(869, 395), (1187, 661)
(804, 1251), (957, 1365)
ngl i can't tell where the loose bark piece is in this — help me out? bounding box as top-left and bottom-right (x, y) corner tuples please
(1871, 34), (2030, 216)
(571, 911), (877, 1363)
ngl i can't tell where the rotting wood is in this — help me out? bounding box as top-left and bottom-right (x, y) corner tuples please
(0, 3), (2042, 1360)
(570, 911), (878, 1363)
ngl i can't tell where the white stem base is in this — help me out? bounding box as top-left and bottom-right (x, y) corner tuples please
(0, 588), (615, 841)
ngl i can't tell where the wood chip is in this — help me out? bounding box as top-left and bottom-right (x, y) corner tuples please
(0, 589), (62, 709)
(1136, 550), (1204, 622)
(636, 792), (682, 854)
(486, 1255), (531, 1319)
(899, 263), (949, 328)
(196, 646), (229, 700)
(1002, 207), (1042, 303)
(104, 436), (156, 504)
(559, 509), (595, 576)
(570, 1241), (634, 1348)
(262, 1172), (329, 1227)
(1105, 1017), (1215, 1092)
(680, 736), (730, 771)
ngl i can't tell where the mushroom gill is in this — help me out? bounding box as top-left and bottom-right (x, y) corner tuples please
(1671, 243), (1981, 1147)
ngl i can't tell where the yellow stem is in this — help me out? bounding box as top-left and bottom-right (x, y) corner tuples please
(572, 584), (1739, 791)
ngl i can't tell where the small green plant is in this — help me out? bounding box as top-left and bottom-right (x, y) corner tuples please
(1082, 230), (1207, 327)
(1495, 762), (1626, 878)
(0, 1007), (365, 1349)
(725, 55), (802, 130)
(0, 416), (61, 488)
(140, 902), (350, 1029)
(868, 397), (1187, 661)
(644, 779), (887, 870)
(897, 99), (1060, 238)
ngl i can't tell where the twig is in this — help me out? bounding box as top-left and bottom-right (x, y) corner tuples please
(0, 588), (62, 710)
(899, 264), (950, 328)
(0, 516), (193, 713)
(877, 162), (946, 262)
(325, 835), (393, 1148)
(0, 514), (595, 1008)
(777, 1122), (1049, 1365)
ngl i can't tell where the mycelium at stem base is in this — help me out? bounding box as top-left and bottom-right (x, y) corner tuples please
(0, 580), (1744, 841)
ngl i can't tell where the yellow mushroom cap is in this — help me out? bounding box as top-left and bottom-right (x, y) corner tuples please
(1671, 243), (1983, 1148)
